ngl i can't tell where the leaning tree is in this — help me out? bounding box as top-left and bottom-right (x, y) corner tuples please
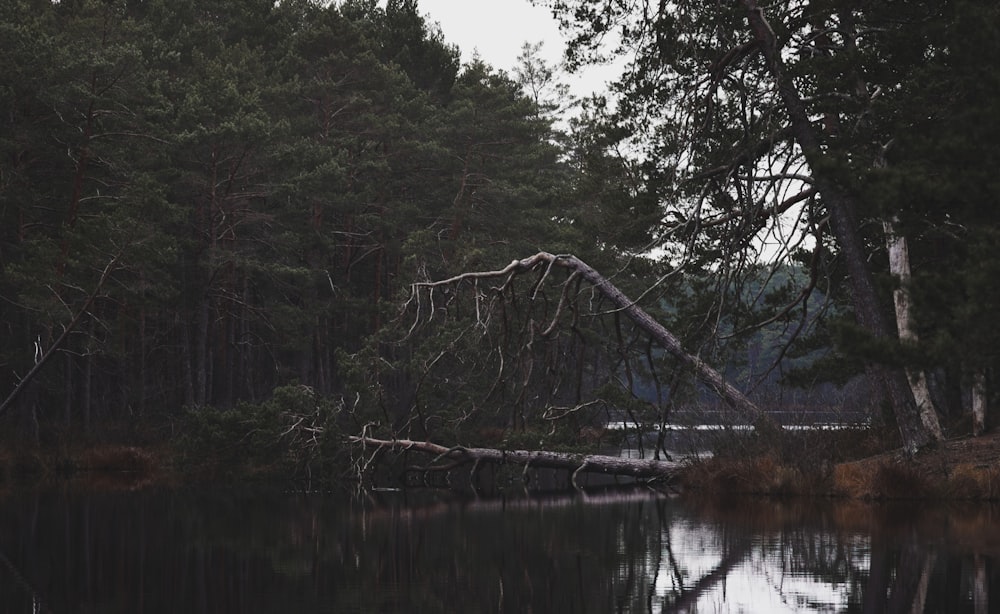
(349, 1), (1000, 481)
(536, 0), (1000, 451)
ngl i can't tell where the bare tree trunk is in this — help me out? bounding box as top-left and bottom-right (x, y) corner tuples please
(83, 340), (92, 431)
(65, 352), (74, 428)
(351, 436), (681, 484)
(972, 371), (987, 437)
(137, 316), (145, 419)
(883, 217), (943, 440)
(20, 382), (40, 446)
(223, 305), (235, 408)
(195, 298), (210, 406)
(181, 313), (195, 407)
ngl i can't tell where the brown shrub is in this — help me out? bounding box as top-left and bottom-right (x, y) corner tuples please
(833, 457), (935, 499)
(945, 464), (1000, 500)
(680, 454), (812, 496)
(832, 461), (874, 498)
(870, 460), (935, 498)
(833, 457), (1000, 501)
(745, 455), (792, 494)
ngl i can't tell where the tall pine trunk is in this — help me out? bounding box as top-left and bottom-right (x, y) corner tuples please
(195, 298), (210, 406)
(744, 1), (942, 451)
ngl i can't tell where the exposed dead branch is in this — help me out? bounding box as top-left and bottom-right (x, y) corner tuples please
(0, 252), (121, 418)
(413, 252), (767, 423)
(350, 436), (682, 483)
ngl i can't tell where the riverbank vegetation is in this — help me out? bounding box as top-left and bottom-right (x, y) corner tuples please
(2, 0), (1000, 498)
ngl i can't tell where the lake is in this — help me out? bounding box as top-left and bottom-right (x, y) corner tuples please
(0, 484), (995, 613)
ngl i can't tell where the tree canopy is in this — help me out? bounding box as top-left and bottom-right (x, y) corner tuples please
(0, 0), (585, 437)
(542, 0), (1000, 450)
(1, 0), (997, 457)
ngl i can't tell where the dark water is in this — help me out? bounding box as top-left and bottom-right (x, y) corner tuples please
(0, 484), (996, 613)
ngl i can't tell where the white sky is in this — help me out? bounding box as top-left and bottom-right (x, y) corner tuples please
(418, 0), (561, 69)
(415, 0), (620, 99)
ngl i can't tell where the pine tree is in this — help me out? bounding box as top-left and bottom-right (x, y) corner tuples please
(546, 0), (1000, 448)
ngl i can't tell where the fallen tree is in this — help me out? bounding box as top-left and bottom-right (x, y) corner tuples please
(351, 436), (683, 487)
(349, 251), (779, 485)
(409, 251), (768, 424)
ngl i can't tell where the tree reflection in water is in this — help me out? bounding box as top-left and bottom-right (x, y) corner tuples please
(0, 487), (995, 612)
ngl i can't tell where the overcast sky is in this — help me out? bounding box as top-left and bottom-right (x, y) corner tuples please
(415, 0), (620, 99)
(417, 0), (562, 69)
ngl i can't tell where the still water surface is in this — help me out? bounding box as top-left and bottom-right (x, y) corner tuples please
(0, 484), (996, 613)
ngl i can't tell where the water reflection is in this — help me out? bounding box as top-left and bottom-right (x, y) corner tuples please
(0, 486), (995, 613)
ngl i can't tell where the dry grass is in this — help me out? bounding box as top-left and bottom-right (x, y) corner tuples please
(682, 431), (1000, 501)
(833, 450), (1000, 501)
(681, 433), (1000, 501)
(943, 463), (1000, 500)
(679, 454), (826, 496)
(828, 431), (1000, 500)
(831, 460), (874, 498)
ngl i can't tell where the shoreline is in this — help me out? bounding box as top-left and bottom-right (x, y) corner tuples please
(1, 431), (998, 501)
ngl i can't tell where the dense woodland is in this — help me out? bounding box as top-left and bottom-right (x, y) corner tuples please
(1, 0), (999, 466)
(0, 0), (592, 435)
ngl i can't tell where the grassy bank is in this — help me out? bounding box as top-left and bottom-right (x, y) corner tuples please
(2, 415), (997, 501)
(677, 431), (1000, 501)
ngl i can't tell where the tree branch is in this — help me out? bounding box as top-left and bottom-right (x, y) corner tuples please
(0, 253), (121, 417)
(414, 252), (769, 424)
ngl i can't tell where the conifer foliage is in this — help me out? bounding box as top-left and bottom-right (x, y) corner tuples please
(548, 0), (1000, 448)
(2, 0), (997, 455)
(0, 0), (578, 437)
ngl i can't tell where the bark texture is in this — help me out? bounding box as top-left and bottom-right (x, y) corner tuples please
(351, 436), (682, 485)
(415, 252), (768, 424)
(883, 217), (943, 440)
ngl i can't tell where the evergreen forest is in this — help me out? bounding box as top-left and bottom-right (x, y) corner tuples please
(2, 0), (999, 482)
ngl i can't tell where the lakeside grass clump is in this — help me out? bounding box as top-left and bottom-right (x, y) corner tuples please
(676, 427), (1000, 501)
(832, 456), (1000, 500)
